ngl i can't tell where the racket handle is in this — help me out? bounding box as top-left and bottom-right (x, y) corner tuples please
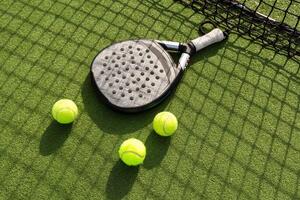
(191, 28), (226, 52)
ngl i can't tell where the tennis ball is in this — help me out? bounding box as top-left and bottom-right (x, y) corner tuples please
(118, 138), (146, 166)
(153, 111), (178, 136)
(52, 99), (78, 124)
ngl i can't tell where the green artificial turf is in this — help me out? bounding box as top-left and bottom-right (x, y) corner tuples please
(0, 0), (299, 199)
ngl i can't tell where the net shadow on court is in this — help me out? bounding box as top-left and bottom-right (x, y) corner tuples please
(0, 0), (299, 199)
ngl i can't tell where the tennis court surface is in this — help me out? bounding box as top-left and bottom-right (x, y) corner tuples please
(0, 0), (299, 199)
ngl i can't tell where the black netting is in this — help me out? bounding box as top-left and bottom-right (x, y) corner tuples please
(177, 0), (300, 57)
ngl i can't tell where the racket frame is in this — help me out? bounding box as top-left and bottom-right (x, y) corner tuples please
(90, 40), (185, 113)
(90, 29), (226, 112)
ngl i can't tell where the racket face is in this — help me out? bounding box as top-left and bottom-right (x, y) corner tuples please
(91, 40), (181, 112)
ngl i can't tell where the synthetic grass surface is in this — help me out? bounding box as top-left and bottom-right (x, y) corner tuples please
(0, 0), (299, 199)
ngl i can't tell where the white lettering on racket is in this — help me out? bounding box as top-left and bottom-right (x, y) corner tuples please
(179, 53), (190, 70)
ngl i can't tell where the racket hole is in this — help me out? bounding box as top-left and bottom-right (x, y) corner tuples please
(150, 71), (154, 75)
(136, 87), (139, 91)
(115, 79), (119, 83)
(105, 56), (109, 59)
(139, 53), (143, 56)
(122, 75), (126, 79)
(135, 66), (139, 70)
(137, 48), (141, 51)
(109, 83), (113, 86)
(141, 60), (144, 63)
(125, 67), (129, 71)
(126, 82), (130, 86)
(151, 82), (155, 86)
(154, 65), (158, 69)
(159, 69), (164, 73)
(100, 71), (104, 74)
(145, 67), (149, 70)
(155, 76), (159, 80)
(132, 61), (135, 64)
(147, 55), (151, 59)
(103, 63), (107, 67)
(122, 54), (126, 57)
(129, 51), (133, 54)
(131, 56), (134, 59)
(112, 52), (116, 55)
(121, 93), (125, 97)
(137, 78), (140, 81)
(105, 77), (109, 81)
(117, 70), (121, 74)
(117, 56), (121, 60)
(131, 73), (135, 77)
(141, 84), (145, 88)
(119, 86), (123, 90)
(122, 62), (125, 65)
(129, 46), (132, 49)
(128, 89), (132, 93)
(115, 64), (119, 68)
(120, 48), (124, 51)
(147, 89), (151, 93)
(108, 67), (111, 70)
(112, 60), (115, 63)
(146, 77), (149, 81)
(146, 49), (150, 53)
(112, 74), (116, 77)
(141, 72), (144, 76)
(112, 90), (116, 94)
(130, 97), (134, 100)
(139, 94), (142, 97)
(150, 60), (153, 64)
(132, 80), (136, 84)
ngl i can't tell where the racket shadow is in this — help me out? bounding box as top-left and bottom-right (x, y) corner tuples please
(192, 41), (225, 62)
(39, 121), (72, 156)
(81, 74), (171, 134)
(105, 160), (139, 200)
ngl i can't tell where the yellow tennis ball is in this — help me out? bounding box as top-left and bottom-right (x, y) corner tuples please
(52, 99), (78, 124)
(153, 111), (178, 136)
(118, 138), (146, 166)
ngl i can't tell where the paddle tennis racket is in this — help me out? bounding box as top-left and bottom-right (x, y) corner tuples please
(91, 28), (227, 112)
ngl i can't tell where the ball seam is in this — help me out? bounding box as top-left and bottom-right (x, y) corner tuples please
(121, 150), (144, 159)
(162, 115), (171, 135)
(58, 107), (77, 122)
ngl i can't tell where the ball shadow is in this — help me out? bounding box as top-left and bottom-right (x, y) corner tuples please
(39, 121), (72, 156)
(143, 131), (171, 169)
(81, 74), (170, 134)
(105, 160), (139, 200)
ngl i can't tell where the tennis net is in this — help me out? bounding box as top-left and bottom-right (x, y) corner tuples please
(178, 0), (300, 57)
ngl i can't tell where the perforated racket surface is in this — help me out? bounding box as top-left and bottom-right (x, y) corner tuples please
(91, 29), (226, 112)
(91, 40), (181, 112)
